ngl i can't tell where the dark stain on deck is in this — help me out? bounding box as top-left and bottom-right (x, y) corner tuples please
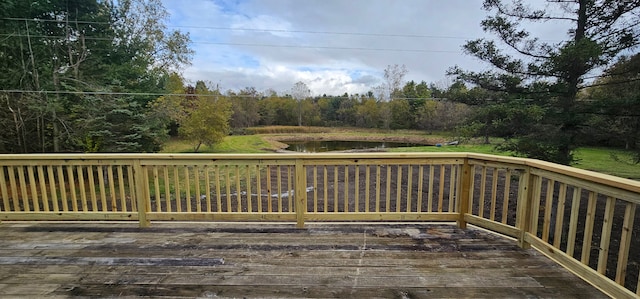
(0, 222), (607, 298)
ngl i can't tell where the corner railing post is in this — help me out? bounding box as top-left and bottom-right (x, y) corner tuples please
(457, 159), (472, 229)
(516, 167), (533, 249)
(133, 160), (150, 228)
(295, 159), (307, 228)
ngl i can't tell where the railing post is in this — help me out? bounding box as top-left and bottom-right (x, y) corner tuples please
(295, 159), (307, 228)
(515, 167), (533, 249)
(133, 160), (150, 228)
(457, 159), (472, 229)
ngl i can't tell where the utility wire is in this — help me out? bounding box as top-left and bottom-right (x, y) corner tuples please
(1, 17), (472, 40)
(0, 33), (461, 53)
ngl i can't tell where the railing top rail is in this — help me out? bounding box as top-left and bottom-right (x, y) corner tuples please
(0, 152), (471, 161)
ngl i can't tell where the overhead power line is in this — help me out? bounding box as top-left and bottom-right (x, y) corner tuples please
(0, 33), (461, 53)
(1, 17), (472, 40)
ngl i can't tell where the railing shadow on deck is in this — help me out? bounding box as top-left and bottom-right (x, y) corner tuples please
(0, 152), (639, 298)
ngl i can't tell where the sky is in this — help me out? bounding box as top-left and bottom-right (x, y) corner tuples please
(161, 0), (568, 96)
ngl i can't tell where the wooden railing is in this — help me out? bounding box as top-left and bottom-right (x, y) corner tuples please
(0, 153), (639, 298)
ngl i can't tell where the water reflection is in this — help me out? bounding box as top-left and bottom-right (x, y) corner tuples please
(286, 140), (423, 152)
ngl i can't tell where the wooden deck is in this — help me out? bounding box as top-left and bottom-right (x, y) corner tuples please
(0, 222), (607, 298)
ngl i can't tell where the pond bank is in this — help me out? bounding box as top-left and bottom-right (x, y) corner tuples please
(263, 133), (448, 152)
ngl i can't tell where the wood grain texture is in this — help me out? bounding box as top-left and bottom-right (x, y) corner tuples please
(0, 222), (606, 298)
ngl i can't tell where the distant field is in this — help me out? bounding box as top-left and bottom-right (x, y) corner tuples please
(161, 127), (639, 179)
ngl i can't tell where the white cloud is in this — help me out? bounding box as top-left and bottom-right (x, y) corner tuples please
(163, 0), (572, 95)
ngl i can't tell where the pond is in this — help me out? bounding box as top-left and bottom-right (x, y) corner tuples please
(285, 140), (424, 152)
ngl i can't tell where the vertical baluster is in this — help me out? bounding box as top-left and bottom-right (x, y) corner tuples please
(385, 165), (391, 212)
(57, 166), (68, 212)
(153, 166), (161, 213)
(467, 166), (476, 214)
(490, 168), (498, 220)
(195, 165), (201, 213)
(597, 196), (616, 274)
(428, 166), (434, 213)
(448, 165), (456, 212)
(256, 165), (262, 213)
(17, 166), (30, 211)
(406, 165), (413, 212)
(313, 166), (318, 213)
(277, 165), (282, 212)
(438, 165), (446, 212)
(0, 166), (9, 211)
(77, 166), (88, 212)
(108, 166), (117, 212)
(127, 166), (137, 212)
(215, 165), (222, 212)
(455, 163), (463, 213)
(333, 165), (346, 212)
(142, 165), (151, 216)
(87, 166), (98, 211)
(417, 165), (424, 213)
(542, 179), (555, 241)
(354, 165), (359, 213)
(615, 202), (636, 285)
(117, 166), (125, 212)
(184, 166), (191, 212)
(235, 165), (241, 212)
(287, 166), (292, 212)
(566, 187), (582, 256)
(323, 165), (328, 213)
(553, 183), (567, 248)
(8, 167), (19, 211)
(164, 166), (172, 213)
(97, 166), (107, 212)
(27, 166), (40, 212)
(396, 165), (402, 213)
(266, 165), (272, 213)
(344, 165), (349, 213)
(174, 166), (181, 212)
(581, 192), (597, 265)
(478, 166), (487, 217)
(365, 165), (370, 213)
(246, 165), (252, 213)
(67, 166), (78, 212)
(375, 165), (381, 213)
(47, 166), (62, 212)
(204, 166), (211, 213)
(226, 165), (232, 212)
(37, 166), (50, 212)
(501, 169), (512, 224)
(529, 175), (543, 237)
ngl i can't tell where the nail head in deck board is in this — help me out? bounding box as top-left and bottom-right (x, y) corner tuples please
(0, 222), (607, 298)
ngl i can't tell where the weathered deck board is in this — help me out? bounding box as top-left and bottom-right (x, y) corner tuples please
(0, 222), (607, 298)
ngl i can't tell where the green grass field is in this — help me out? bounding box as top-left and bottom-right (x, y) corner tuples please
(393, 144), (639, 179)
(162, 135), (275, 153)
(162, 127), (639, 179)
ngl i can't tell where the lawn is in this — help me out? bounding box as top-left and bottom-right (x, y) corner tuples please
(161, 135), (275, 153)
(392, 144), (639, 179)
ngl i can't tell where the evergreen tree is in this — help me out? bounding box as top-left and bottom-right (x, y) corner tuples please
(450, 0), (640, 164)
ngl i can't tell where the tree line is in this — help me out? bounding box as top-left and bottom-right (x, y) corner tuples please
(0, 0), (192, 153)
(1, 0), (639, 165)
